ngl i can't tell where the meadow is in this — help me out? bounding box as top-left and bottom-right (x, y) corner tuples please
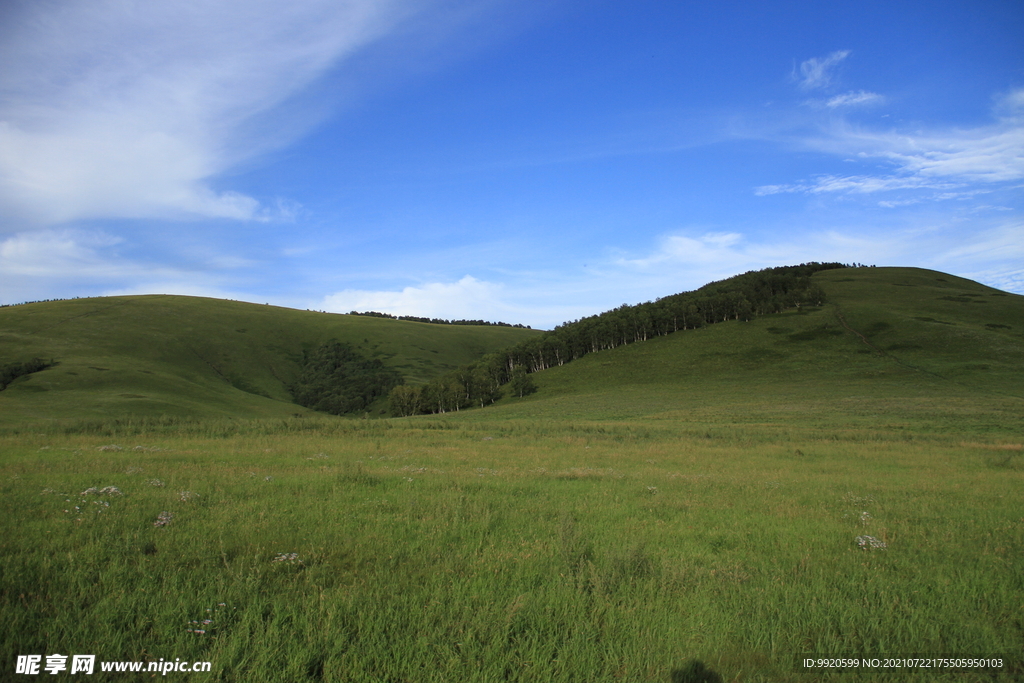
(2, 267), (1022, 681)
(1, 410), (1020, 682)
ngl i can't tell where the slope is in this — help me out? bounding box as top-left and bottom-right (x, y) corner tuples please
(0, 295), (540, 423)
(454, 267), (1024, 434)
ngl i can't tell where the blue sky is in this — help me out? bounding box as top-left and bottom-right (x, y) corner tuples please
(1, 0), (1022, 329)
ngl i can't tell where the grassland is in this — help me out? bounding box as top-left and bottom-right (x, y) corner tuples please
(1, 267), (1022, 681)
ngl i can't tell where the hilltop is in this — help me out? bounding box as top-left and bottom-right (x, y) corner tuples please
(0, 295), (540, 423)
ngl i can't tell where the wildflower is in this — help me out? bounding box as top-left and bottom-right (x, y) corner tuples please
(855, 535), (887, 550)
(646, 486), (658, 495)
(264, 476), (273, 482)
(80, 486), (121, 496)
(186, 603), (233, 635)
(147, 479), (165, 487)
(154, 511), (173, 527)
(178, 491), (197, 502)
(271, 552), (301, 565)
(96, 445), (123, 452)
(843, 492), (874, 505)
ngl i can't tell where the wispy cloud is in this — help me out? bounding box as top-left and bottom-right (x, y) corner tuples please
(755, 174), (958, 196)
(825, 90), (883, 108)
(795, 50), (850, 90)
(617, 232), (748, 269)
(875, 129), (1024, 184)
(0, 0), (422, 229)
(757, 88), (1024, 201)
(0, 229), (124, 279)
(0, 228), (259, 305)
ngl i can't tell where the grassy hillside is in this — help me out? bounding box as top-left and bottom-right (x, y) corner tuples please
(470, 267), (1023, 433)
(0, 295), (540, 423)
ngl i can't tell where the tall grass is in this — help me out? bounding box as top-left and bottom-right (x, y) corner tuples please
(2, 417), (1020, 681)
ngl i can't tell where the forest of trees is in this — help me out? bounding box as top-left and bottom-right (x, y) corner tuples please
(388, 263), (846, 416)
(290, 341), (403, 415)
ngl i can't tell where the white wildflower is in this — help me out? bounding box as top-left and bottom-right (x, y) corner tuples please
(80, 486), (121, 496)
(271, 552), (302, 565)
(856, 535), (887, 550)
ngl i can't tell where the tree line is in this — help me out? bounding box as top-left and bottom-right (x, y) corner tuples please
(349, 311), (531, 328)
(388, 263), (846, 416)
(1, 297), (84, 308)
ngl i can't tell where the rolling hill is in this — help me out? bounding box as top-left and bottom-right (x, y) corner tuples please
(463, 267), (1024, 430)
(0, 295), (541, 423)
(1, 266), (1021, 428)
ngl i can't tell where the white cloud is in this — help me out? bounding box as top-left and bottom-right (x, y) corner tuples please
(617, 230), (878, 279)
(825, 90), (883, 108)
(322, 275), (514, 320)
(319, 274), (618, 329)
(795, 50), (850, 90)
(0, 0), (420, 229)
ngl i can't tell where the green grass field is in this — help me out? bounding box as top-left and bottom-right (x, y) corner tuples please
(1, 267), (1022, 681)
